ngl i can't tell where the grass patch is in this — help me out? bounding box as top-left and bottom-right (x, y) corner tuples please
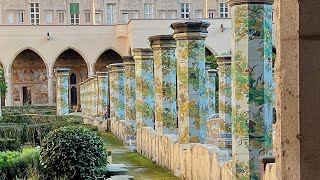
(100, 132), (125, 150)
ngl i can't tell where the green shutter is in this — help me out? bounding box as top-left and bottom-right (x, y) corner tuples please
(70, 3), (79, 14)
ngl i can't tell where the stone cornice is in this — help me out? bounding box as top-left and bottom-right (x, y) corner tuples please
(149, 35), (176, 50)
(216, 55), (232, 64)
(171, 20), (210, 35)
(122, 56), (135, 65)
(227, 0), (274, 6)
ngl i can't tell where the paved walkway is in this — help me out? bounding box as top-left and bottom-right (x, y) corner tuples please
(100, 132), (180, 180)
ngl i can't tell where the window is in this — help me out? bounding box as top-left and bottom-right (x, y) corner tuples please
(220, 3), (229, 18)
(18, 12), (24, 23)
(181, 3), (190, 18)
(70, 3), (79, 25)
(58, 12), (65, 24)
(45, 11), (53, 24)
(95, 12), (102, 24)
(168, 11), (176, 19)
(131, 11), (139, 19)
(144, 3), (153, 19)
(159, 11), (165, 19)
(7, 12), (13, 24)
(85, 12), (90, 23)
(106, 4), (116, 25)
(30, 3), (40, 25)
(121, 12), (128, 23)
(195, 10), (202, 18)
(208, 10), (215, 18)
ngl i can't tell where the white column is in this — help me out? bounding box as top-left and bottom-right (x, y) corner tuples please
(5, 65), (12, 106)
(47, 65), (54, 106)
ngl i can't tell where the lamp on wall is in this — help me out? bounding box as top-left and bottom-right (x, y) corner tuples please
(220, 24), (225, 32)
(47, 32), (50, 40)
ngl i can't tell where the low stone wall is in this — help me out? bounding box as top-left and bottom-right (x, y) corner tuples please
(136, 127), (233, 180)
(83, 116), (108, 132)
(263, 163), (277, 180)
(110, 118), (135, 142)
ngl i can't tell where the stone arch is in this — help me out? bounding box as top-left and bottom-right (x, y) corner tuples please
(94, 49), (123, 72)
(11, 49), (48, 106)
(53, 46), (89, 71)
(54, 48), (88, 109)
(205, 45), (218, 56)
(10, 47), (48, 70)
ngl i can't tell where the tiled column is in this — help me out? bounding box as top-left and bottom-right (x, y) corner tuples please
(123, 56), (136, 128)
(229, 0), (274, 179)
(47, 65), (54, 106)
(171, 21), (210, 143)
(205, 62), (217, 117)
(97, 72), (109, 118)
(149, 35), (177, 135)
(55, 68), (70, 115)
(133, 48), (154, 129)
(217, 56), (232, 148)
(109, 63), (125, 121)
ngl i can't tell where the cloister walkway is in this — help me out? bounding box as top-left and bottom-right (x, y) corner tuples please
(100, 132), (180, 180)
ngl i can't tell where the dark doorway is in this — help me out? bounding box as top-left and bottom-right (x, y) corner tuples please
(70, 73), (77, 106)
(22, 86), (31, 105)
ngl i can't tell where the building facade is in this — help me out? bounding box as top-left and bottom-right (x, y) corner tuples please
(0, 0), (231, 107)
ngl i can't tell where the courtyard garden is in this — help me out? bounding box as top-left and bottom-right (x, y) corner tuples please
(0, 112), (178, 180)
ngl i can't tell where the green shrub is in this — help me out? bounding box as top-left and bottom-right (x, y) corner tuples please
(0, 149), (40, 179)
(0, 139), (21, 152)
(40, 126), (107, 180)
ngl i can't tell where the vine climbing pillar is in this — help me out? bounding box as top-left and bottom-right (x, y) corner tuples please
(171, 21), (210, 143)
(55, 68), (70, 116)
(149, 35), (177, 135)
(228, 0), (274, 179)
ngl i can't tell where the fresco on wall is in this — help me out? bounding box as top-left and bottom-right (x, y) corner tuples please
(231, 4), (274, 179)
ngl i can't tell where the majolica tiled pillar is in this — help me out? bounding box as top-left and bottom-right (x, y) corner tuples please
(123, 56), (136, 128)
(97, 72), (109, 118)
(133, 48), (154, 129)
(229, 0), (274, 179)
(55, 68), (70, 115)
(217, 56), (232, 148)
(205, 62), (217, 117)
(149, 35), (177, 135)
(171, 21), (210, 143)
(108, 67), (115, 119)
(109, 63), (126, 121)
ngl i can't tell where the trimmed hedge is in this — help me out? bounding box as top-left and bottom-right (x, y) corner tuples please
(0, 149), (40, 180)
(0, 115), (83, 146)
(0, 139), (21, 152)
(40, 126), (107, 180)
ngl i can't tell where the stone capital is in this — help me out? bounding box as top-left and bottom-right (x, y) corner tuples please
(55, 68), (70, 76)
(216, 56), (232, 65)
(208, 69), (217, 75)
(133, 48), (153, 60)
(109, 63), (125, 72)
(122, 56), (135, 66)
(149, 35), (176, 50)
(227, 0), (274, 6)
(96, 71), (109, 77)
(171, 20), (210, 34)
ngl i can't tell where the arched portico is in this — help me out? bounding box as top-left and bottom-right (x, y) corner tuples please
(11, 49), (47, 106)
(54, 48), (88, 109)
(95, 49), (123, 72)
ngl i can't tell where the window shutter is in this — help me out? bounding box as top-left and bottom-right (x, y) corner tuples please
(70, 3), (79, 14)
